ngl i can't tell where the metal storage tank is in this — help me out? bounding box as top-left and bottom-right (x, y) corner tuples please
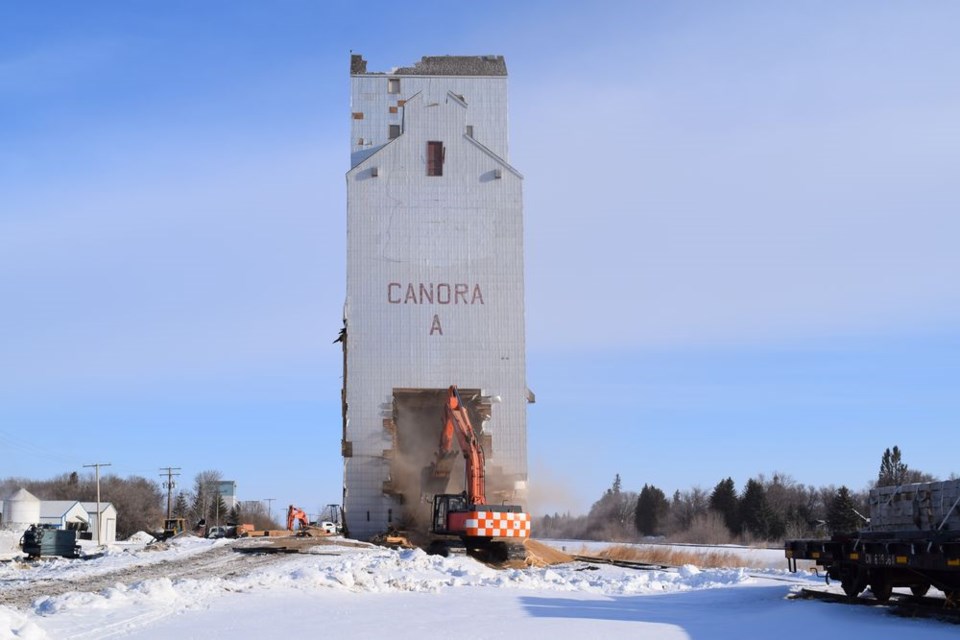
(2, 487), (41, 530)
(341, 54), (530, 540)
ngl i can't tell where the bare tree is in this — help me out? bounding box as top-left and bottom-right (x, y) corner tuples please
(190, 470), (223, 523)
(668, 487), (708, 534)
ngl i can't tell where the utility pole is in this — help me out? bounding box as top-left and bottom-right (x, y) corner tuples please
(263, 498), (276, 524)
(159, 467), (181, 519)
(83, 462), (111, 545)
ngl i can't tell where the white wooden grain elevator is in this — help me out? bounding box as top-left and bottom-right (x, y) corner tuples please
(341, 54), (530, 540)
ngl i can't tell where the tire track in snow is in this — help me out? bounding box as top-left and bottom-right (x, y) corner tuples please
(0, 543), (298, 611)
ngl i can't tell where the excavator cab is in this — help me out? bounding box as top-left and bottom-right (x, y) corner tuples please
(432, 493), (469, 536)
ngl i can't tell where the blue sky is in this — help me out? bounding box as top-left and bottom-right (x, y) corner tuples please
(2, 2), (958, 518)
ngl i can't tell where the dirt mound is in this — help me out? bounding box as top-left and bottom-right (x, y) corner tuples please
(521, 539), (574, 568)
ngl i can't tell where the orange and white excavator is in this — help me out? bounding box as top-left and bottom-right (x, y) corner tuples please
(425, 385), (530, 560)
(286, 505), (309, 531)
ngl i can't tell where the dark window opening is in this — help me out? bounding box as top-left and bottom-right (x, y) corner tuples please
(388, 124), (400, 140)
(388, 78), (400, 94)
(366, 511), (370, 521)
(388, 508), (393, 523)
(427, 141), (444, 176)
(465, 125), (474, 137)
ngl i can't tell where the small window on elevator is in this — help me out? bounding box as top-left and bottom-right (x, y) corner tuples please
(388, 124), (400, 140)
(387, 78), (400, 94)
(426, 141), (444, 176)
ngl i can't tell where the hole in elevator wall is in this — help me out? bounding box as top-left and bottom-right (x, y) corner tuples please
(388, 387), (484, 530)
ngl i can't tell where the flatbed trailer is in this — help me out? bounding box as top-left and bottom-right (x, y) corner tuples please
(787, 478), (960, 603)
(786, 530), (960, 602)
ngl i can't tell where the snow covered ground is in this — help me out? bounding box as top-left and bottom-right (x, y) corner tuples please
(1, 533), (957, 640)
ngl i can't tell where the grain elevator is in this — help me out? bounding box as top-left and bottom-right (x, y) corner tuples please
(341, 54), (529, 540)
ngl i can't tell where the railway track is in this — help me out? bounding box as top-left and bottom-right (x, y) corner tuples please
(571, 554), (675, 571)
(793, 586), (960, 624)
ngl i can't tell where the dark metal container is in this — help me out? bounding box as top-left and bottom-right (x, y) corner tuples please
(20, 524), (81, 559)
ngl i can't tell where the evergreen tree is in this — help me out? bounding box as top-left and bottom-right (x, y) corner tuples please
(826, 486), (862, 535)
(173, 492), (189, 519)
(878, 446), (909, 487)
(740, 479), (776, 539)
(610, 474), (622, 496)
(209, 492), (228, 523)
(189, 469), (223, 523)
(190, 492), (206, 523)
(709, 477), (740, 535)
(634, 484), (669, 536)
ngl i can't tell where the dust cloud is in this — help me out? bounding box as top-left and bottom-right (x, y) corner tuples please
(387, 388), (496, 533)
(526, 461), (582, 516)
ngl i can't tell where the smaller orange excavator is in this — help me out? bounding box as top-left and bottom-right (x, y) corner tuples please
(286, 505), (309, 531)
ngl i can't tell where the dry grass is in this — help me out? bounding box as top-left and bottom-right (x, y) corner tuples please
(579, 544), (764, 569)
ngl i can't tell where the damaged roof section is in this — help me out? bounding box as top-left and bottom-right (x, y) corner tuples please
(351, 54), (507, 77)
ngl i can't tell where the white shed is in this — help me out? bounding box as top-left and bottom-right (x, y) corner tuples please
(38, 501), (90, 531)
(81, 502), (117, 543)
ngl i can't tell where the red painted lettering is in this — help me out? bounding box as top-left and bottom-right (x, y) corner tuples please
(437, 284), (451, 304)
(430, 314), (443, 335)
(419, 283), (434, 304)
(388, 282), (402, 303)
(387, 282), (486, 305)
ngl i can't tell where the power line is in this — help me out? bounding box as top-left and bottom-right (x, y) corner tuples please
(159, 467), (181, 519)
(263, 498), (276, 523)
(83, 462), (111, 545)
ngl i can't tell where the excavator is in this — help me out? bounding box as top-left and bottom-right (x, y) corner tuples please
(286, 505), (309, 531)
(423, 385), (530, 561)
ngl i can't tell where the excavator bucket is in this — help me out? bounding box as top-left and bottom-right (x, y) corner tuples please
(431, 448), (458, 478)
(420, 462), (451, 497)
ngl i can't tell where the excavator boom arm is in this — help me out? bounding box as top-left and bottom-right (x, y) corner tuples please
(441, 386), (486, 505)
(286, 505), (309, 531)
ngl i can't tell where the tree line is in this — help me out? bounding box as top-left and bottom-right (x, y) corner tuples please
(536, 446), (945, 543)
(1, 469), (278, 539)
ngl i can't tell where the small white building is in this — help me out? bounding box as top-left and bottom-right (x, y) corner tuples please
(38, 501), (89, 531)
(80, 502), (117, 544)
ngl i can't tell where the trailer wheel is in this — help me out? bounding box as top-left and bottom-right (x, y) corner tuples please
(841, 575), (864, 598)
(869, 578), (892, 603)
(910, 584), (930, 597)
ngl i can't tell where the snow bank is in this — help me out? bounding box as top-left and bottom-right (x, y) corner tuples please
(5, 538), (947, 640)
(253, 546), (755, 597)
(124, 531), (156, 544)
(16, 543), (759, 628)
(0, 530), (24, 560)
(0, 607), (45, 640)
